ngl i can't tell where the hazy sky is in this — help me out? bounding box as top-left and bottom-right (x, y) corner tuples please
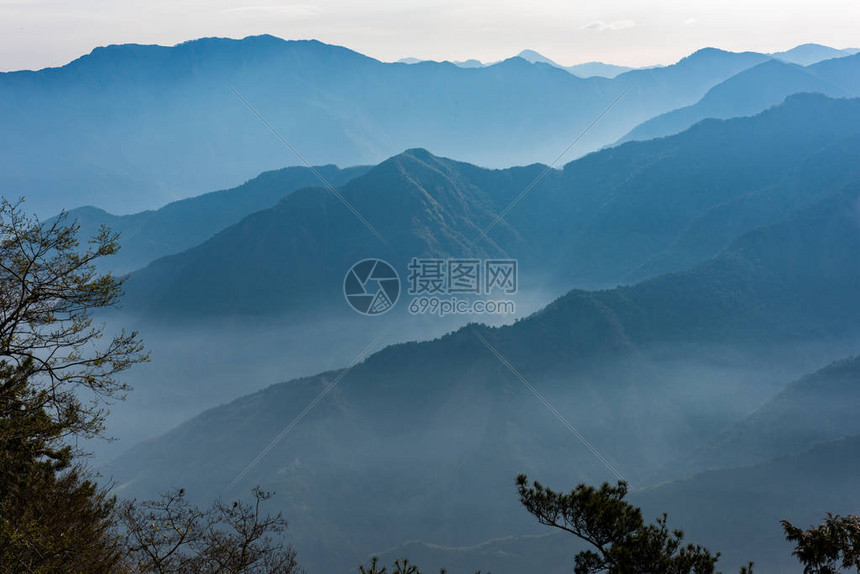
(1, 0), (858, 71)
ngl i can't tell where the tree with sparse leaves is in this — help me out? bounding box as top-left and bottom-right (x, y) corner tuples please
(358, 556), (488, 574)
(782, 514), (860, 573)
(360, 557), (419, 574)
(0, 198), (147, 572)
(0, 198), (146, 439)
(516, 475), (754, 574)
(119, 487), (303, 574)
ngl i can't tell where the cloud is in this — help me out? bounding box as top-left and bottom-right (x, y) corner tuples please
(683, 17), (698, 25)
(219, 4), (322, 18)
(580, 20), (636, 32)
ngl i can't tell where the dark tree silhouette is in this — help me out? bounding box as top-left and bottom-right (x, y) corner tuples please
(0, 198), (147, 439)
(782, 514), (860, 573)
(119, 487), (303, 574)
(0, 362), (124, 572)
(0, 198), (147, 571)
(358, 556), (488, 573)
(516, 475), (752, 574)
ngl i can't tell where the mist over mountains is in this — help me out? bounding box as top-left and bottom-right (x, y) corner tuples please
(771, 42), (860, 65)
(621, 53), (860, 143)
(66, 164), (370, 274)
(5, 32), (860, 574)
(402, 42), (860, 78)
(84, 92), (860, 477)
(2, 35), (777, 215)
(118, 93), (860, 321)
(107, 182), (860, 572)
(674, 355), (860, 478)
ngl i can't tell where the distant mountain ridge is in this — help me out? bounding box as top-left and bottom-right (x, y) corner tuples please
(66, 164), (370, 274)
(672, 354), (860, 477)
(772, 42), (860, 65)
(106, 184), (860, 573)
(620, 53), (860, 143)
(397, 49), (636, 77)
(509, 43), (860, 75)
(61, 37), (860, 574)
(515, 49), (635, 78)
(398, 42), (860, 79)
(120, 94), (860, 320)
(2, 35), (772, 215)
(89, 95), (860, 458)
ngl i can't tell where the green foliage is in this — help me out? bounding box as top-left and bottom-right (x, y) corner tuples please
(0, 197), (307, 573)
(0, 197), (148, 439)
(0, 360), (124, 572)
(516, 475), (736, 574)
(0, 198), (147, 571)
(0, 461), (122, 572)
(782, 514), (860, 573)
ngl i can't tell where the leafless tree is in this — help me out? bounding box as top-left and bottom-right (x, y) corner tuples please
(119, 487), (303, 574)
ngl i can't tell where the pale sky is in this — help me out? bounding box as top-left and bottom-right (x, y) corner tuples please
(1, 0), (858, 72)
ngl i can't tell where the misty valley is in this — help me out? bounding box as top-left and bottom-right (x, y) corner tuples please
(1, 30), (860, 574)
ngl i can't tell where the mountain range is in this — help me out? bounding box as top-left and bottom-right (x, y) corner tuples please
(373, 430), (860, 573)
(511, 50), (635, 78)
(671, 354), (860, 478)
(4, 35), (776, 215)
(65, 164), (369, 274)
(772, 42), (860, 65)
(620, 53), (860, 143)
(105, 179), (860, 572)
(119, 93), (860, 320)
(17, 35), (859, 574)
(401, 43), (860, 78)
(399, 49), (638, 78)
(74, 91), (860, 475)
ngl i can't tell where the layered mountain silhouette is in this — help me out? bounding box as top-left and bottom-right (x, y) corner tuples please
(2, 35), (772, 215)
(401, 50), (639, 78)
(620, 54), (860, 143)
(120, 94), (860, 320)
(120, 148), (526, 318)
(636, 433), (860, 571)
(66, 164), (369, 274)
(87, 93), (860, 464)
(515, 49), (635, 78)
(672, 354), (860, 477)
(772, 42), (860, 65)
(106, 184), (860, 572)
(373, 432), (860, 573)
(6, 29), (860, 574)
(628, 130), (860, 280)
